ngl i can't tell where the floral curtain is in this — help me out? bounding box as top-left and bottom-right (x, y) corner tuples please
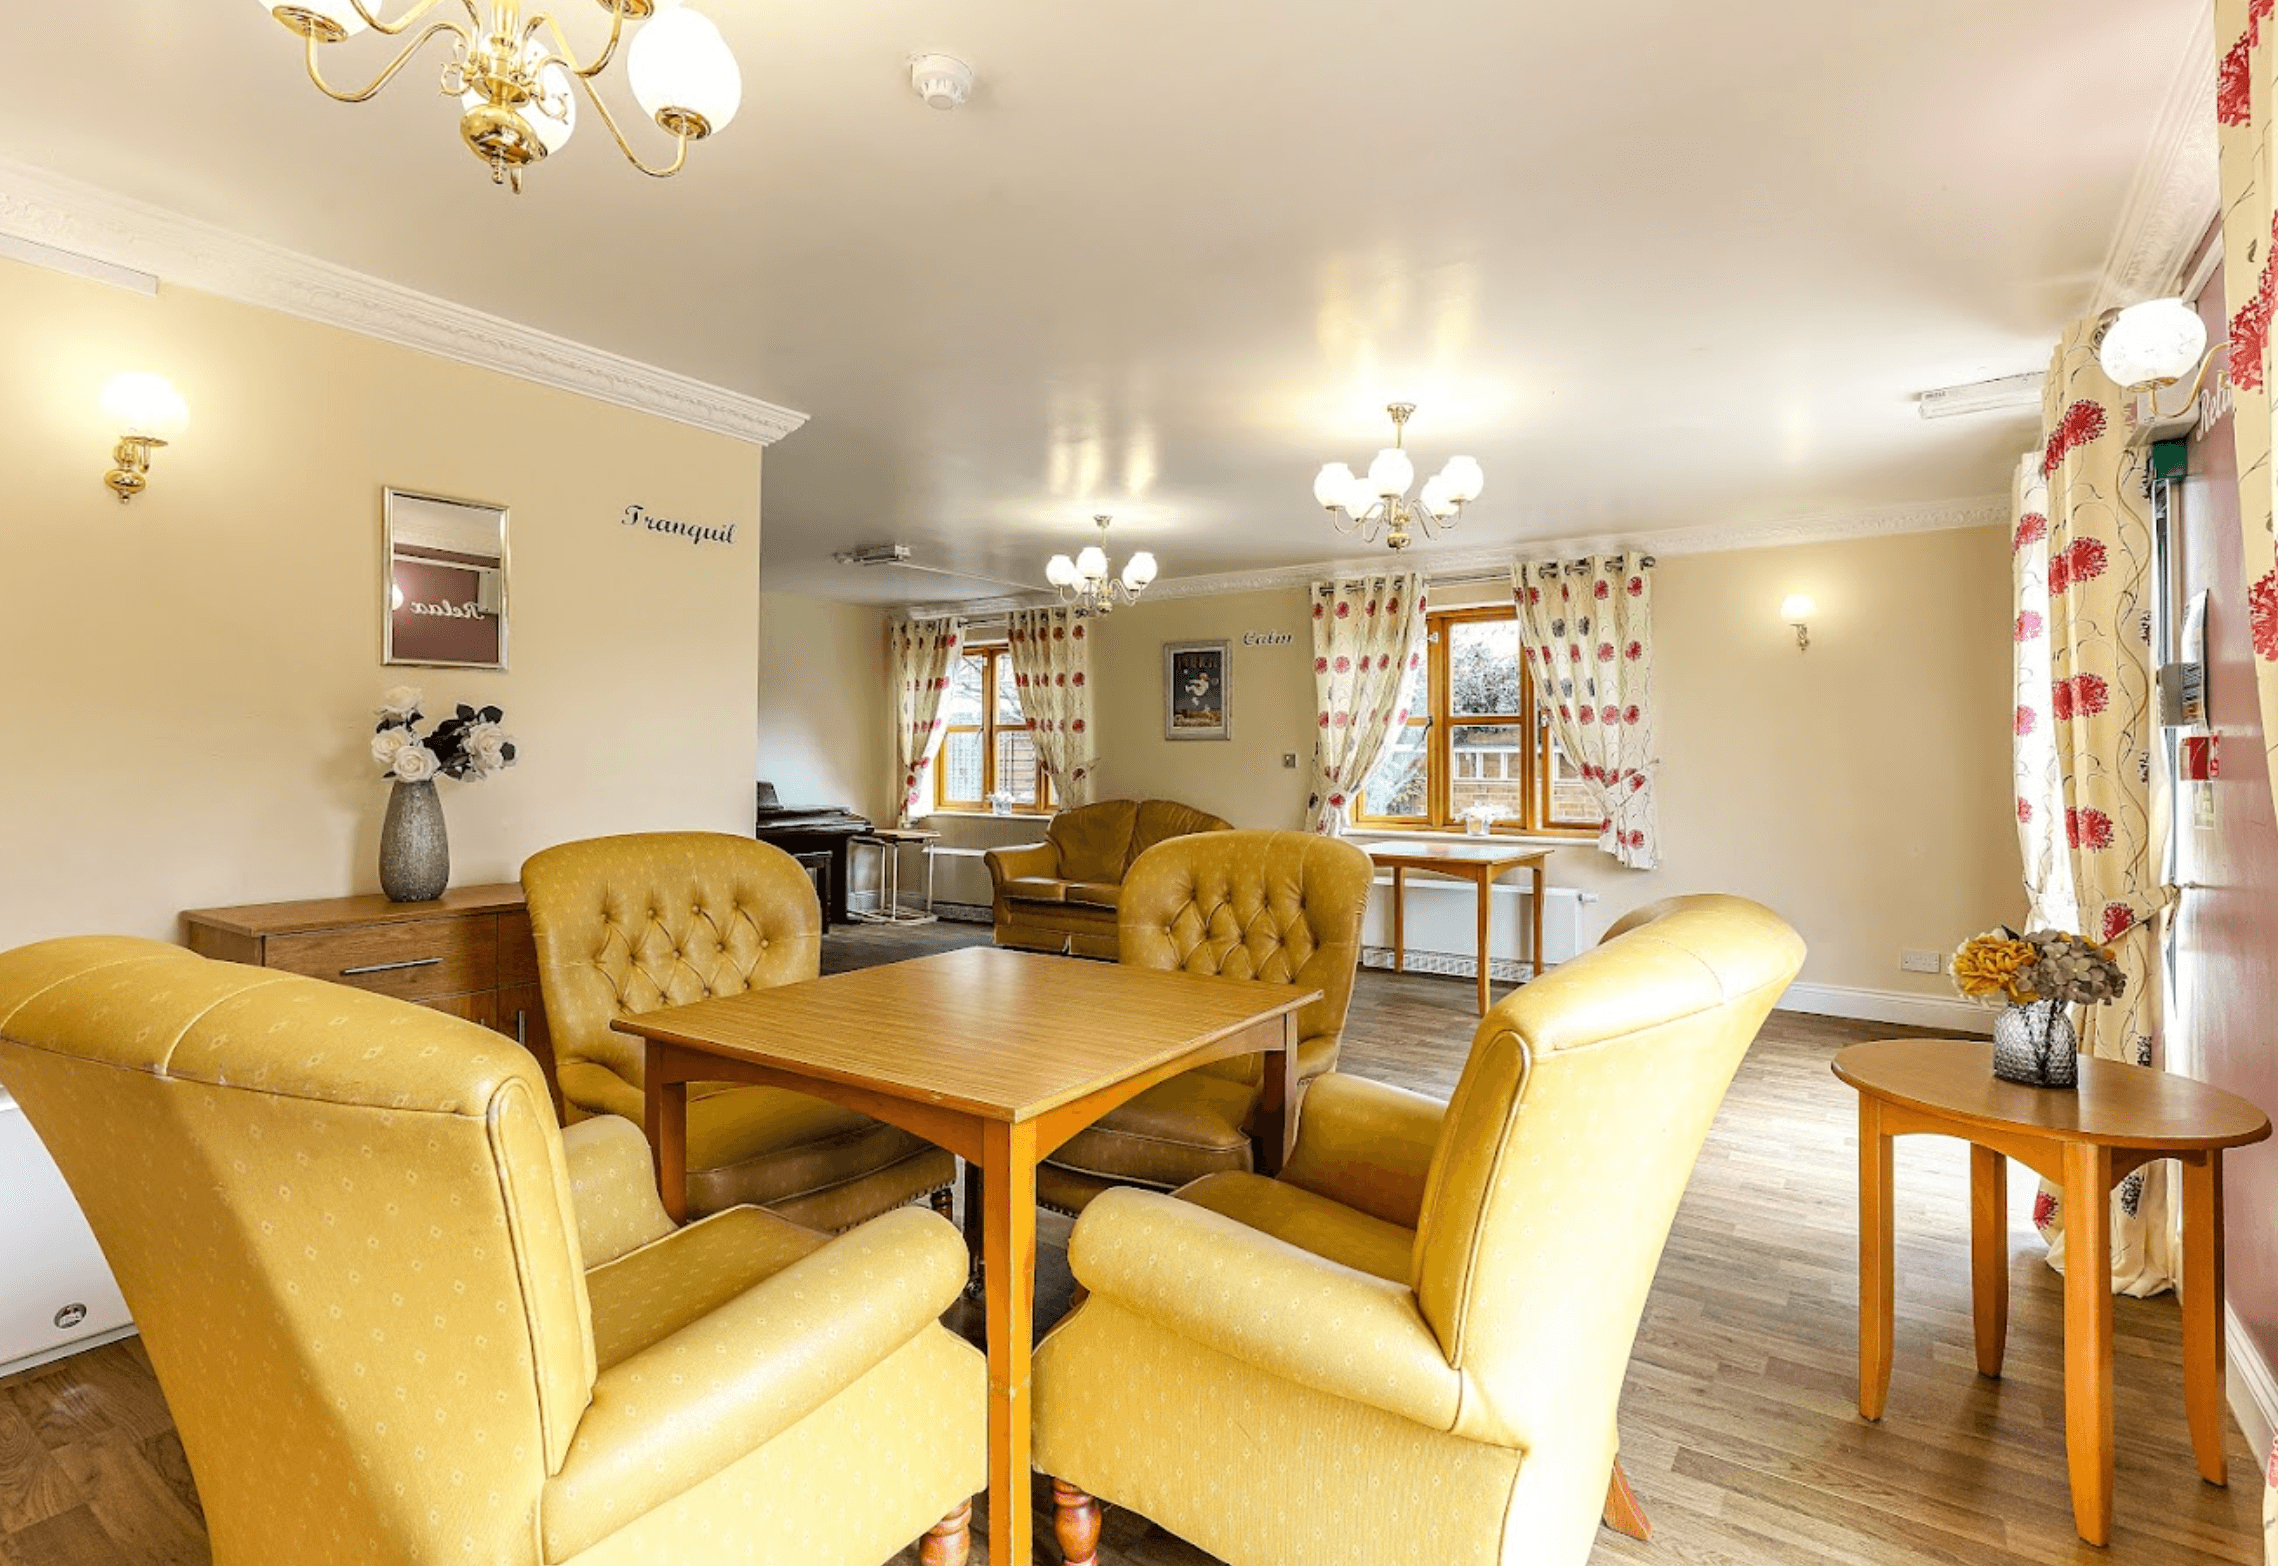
(1306, 574), (1427, 834)
(889, 616), (963, 828)
(2219, 0), (2278, 862)
(1007, 607), (1097, 807)
(2011, 456), (2074, 930)
(2016, 320), (2174, 1297)
(1512, 555), (1660, 870)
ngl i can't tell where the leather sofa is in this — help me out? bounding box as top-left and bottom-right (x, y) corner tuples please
(1033, 894), (1806, 1566)
(523, 832), (955, 1231)
(1036, 828), (1372, 1217)
(0, 935), (986, 1566)
(985, 798), (1230, 958)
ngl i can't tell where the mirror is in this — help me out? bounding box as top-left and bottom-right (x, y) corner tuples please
(383, 489), (509, 670)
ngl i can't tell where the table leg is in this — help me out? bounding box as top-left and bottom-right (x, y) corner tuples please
(644, 1064), (689, 1226)
(1531, 860), (1547, 980)
(2061, 1141), (2115, 1545)
(1858, 1095), (1894, 1421)
(1970, 1145), (2009, 1378)
(981, 1120), (1039, 1566)
(1256, 1011), (1301, 1177)
(1391, 865), (1406, 973)
(1474, 868), (1492, 1017)
(2182, 1151), (2229, 1485)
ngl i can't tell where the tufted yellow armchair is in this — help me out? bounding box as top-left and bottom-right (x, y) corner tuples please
(1033, 894), (1806, 1566)
(0, 935), (985, 1566)
(1035, 829), (1372, 1218)
(522, 833), (956, 1230)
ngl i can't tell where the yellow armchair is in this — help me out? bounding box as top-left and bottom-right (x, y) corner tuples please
(523, 832), (956, 1231)
(0, 936), (985, 1566)
(1033, 893), (1806, 1566)
(1035, 828), (1373, 1217)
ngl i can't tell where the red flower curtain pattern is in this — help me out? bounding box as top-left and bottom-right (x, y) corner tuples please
(1006, 607), (1097, 807)
(2217, 0), (2278, 844)
(1512, 555), (1660, 869)
(1306, 574), (1427, 834)
(889, 617), (963, 828)
(2012, 321), (2173, 1296)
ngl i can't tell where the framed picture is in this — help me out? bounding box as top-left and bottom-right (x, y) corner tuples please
(384, 488), (509, 670)
(1164, 639), (1231, 741)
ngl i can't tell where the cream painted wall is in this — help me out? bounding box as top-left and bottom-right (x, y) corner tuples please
(756, 592), (891, 824)
(1071, 528), (2022, 999)
(0, 258), (763, 949)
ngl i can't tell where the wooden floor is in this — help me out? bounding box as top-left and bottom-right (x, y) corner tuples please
(3, 919), (2261, 1565)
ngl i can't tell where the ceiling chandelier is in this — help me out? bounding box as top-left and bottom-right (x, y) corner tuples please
(1312, 402), (1484, 551)
(1045, 516), (1158, 616)
(250, 0), (741, 192)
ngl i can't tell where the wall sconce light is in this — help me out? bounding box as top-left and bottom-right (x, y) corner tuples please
(1781, 593), (1815, 653)
(99, 372), (188, 503)
(2097, 297), (2227, 417)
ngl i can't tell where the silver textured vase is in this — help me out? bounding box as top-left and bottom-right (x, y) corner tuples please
(379, 779), (449, 903)
(1992, 997), (2078, 1089)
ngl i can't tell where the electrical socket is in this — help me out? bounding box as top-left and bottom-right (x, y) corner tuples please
(1282, 753), (1298, 769)
(1899, 949), (1943, 975)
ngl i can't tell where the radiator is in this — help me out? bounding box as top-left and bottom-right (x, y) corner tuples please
(1358, 874), (1595, 973)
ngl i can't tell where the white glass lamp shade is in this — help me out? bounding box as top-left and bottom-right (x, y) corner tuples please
(1121, 552), (1158, 590)
(100, 373), (189, 441)
(258, 0), (370, 39)
(1344, 474), (1379, 517)
(1780, 593), (1816, 623)
(629, 8), (742, 134)
(1314, 462), (1357, 511)
(1075, 545), (1109, 581)
(1419, 475), (1455, 519)
(1046, 555), (1078, 587)
(1368, 445), (1415, 499)
(465, 51), (577, 153)
(1440, 455), (1485, 503)
(2099, 298), (2208, 389)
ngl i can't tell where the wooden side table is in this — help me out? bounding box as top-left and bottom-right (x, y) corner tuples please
(183, 885), (561, 1117)
(1832, 1038), (2270, 1545)
(1364, 841), (1553, 1016)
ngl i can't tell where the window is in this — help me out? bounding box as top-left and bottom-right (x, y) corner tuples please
(1354, 606), (1600, 834)
(934, 646), (1051, 813)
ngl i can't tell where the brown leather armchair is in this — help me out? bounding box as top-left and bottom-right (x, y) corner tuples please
(523, 832), (955, 1230)
(0, 936), (985, 1566)
(986, 798), (1230, 957)
(1033, 894), (1807, 1566)
(1034, 828), (1372, 1217)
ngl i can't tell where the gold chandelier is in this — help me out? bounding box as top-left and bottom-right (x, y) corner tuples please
(1312, 403), (1484, 551)
(251, 1), (742, 192)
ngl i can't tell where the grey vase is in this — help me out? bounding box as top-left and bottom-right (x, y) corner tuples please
(1992, 997), (2078, 1089)
(379, 779), (450, 903)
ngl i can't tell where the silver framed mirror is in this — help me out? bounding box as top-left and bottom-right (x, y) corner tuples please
(383, 488), (510, 670)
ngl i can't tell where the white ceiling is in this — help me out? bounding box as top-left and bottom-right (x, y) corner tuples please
(0, 1), (2210, 602)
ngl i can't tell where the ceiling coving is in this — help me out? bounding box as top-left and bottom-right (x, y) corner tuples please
(250, 0), (741, 191)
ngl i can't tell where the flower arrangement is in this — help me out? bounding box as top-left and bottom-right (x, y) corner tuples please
(1951, 926), (2126, 1008)
(370, 685), (518, 784)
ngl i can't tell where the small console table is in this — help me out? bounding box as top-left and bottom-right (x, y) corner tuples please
(182, 884), (560, 1116)
(1364, 840), (1553, 1016)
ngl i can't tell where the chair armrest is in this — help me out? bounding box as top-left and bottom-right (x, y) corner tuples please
(1067, 1188), (1459, 1432)
(543, 1207), (968, 1559)
(560, 1115), (676, 1267)
(1280, 1072), (1447, 1230)
(985, 842), (1058, 893)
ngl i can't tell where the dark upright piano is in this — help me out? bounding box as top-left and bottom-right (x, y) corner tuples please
(753, 782), (871, 930)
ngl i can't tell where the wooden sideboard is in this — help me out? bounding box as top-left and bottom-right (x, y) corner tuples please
(181, 884), (561, 1116)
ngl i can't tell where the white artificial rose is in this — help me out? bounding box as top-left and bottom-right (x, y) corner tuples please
(376, 685), (424, 721)
(371, 729), (411, 767)
(465, 724), (515, 777)
(389, 743), (440, 783)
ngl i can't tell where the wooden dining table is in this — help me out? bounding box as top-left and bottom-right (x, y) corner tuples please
(616, 945), (1318, 1566)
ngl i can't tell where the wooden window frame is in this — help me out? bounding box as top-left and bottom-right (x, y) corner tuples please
(933, 645), (1054, 815)
(1353, 605), (1599, 837)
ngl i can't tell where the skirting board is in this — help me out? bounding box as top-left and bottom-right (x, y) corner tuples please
(0, 1323), (137, 1383)
(2228, 1304), (2278, 1474)
(1776, 981), (1988, 1033)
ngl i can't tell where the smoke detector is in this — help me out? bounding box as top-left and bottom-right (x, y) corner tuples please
(910, 54), (974, 110)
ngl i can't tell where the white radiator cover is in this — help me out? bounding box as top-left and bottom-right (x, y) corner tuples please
(0, 1087), (131, 1376)
(1360, 874), (1594, 968)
